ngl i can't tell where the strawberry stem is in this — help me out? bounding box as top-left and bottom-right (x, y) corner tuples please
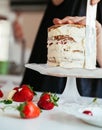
(92, 97), (97, 103)
(50, 93), (59, 106)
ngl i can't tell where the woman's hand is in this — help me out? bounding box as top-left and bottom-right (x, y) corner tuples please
(53, 16), (86, 25)
(91, 0), (101, 5)
(53, 0), (101, 24)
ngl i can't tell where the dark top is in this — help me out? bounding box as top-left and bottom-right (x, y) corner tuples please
(21, 0), (102, 98)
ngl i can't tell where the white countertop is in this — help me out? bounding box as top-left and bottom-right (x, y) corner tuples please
(0, 106), (101, 130)
(0, 75), (102, 130)
(0, 100), (102, 130)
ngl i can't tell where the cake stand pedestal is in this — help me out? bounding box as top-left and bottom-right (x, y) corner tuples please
(25, 63), (102, 102)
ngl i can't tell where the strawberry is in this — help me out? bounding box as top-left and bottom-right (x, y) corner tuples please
(17, 101), (41, 119)
(37, 92), (59, 110)
(13, 87), (20, 91)
(0, 89), (3, 98)
(83, 110), (93, 116)
(12, 84), (34, 102)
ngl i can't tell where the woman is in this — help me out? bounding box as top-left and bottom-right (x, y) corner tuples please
(21, 0), (102, 97)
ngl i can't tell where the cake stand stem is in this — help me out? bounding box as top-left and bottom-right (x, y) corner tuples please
(61, 77), (81, 102)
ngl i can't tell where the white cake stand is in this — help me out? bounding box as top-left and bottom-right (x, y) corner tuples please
(25, 63), (102, 102)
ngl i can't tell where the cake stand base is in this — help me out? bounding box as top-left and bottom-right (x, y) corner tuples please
(61, 77), (81, 102)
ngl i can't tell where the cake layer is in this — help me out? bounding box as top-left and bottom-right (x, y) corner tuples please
(47, 37), (85, 68)
(47, 24), (96, 69)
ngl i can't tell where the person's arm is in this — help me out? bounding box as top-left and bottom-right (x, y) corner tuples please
(53, 0), (101, 24)
(12, 20), (24, 42)
(96, 22), (102, 67)
(12, 12), (24, 42)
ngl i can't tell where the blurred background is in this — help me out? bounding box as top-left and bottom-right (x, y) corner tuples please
(0, 0), (48, 77)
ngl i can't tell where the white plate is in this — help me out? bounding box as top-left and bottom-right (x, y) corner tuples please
(25, 63), (102, 78)
(59, 97), (102, 128)
(61, 106), (102, 127)
(76, 106), (102, 127)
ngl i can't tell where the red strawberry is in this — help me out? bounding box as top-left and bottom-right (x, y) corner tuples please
(17, 101), (41, 118)
(12, 84), (34, 102)
(0, 89), (3, 98)
(83, 110), (93, 116)
(37, 92), (59, 110)
(13, 87), (20, 91)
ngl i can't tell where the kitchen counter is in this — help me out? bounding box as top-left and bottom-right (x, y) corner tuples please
(0, 106), (101, 130)
(0, 75), (102, 130)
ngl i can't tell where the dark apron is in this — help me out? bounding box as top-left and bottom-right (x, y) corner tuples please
(21, 0), (102, 98)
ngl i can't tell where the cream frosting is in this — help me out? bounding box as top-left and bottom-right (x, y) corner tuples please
(47, 24), (96, 69)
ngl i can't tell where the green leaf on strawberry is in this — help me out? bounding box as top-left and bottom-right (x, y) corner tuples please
(0, 99), (12, 104)
(17, 101), (41, 118)
(37, 92), (59, 110)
